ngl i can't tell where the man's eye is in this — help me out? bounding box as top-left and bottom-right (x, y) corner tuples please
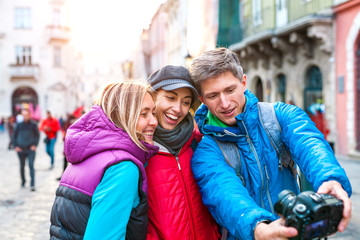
(227, 88), (235, 93)
(208, 95), (216, 99)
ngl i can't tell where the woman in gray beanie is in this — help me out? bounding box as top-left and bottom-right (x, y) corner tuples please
(146, 65), (220, 240)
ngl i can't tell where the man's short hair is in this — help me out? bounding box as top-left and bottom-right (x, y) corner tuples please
(190, 47), (244, 95)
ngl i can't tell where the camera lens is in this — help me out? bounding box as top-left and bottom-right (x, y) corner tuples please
(275, 190), (297, 217)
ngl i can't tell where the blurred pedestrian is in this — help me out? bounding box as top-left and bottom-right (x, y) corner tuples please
(7, 115), (15, 149)
(56, 114), (77, 181)
(0, 117), (5, 132)
(39, 110), (60, 169)
(50, 80), (159, 239)
(13, 109), (40, 191)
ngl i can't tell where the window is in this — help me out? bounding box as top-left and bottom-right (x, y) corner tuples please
(304, 66), (323, 115)
(54, 47), (61, 67)
(14, 8), (31, 29)
(252, 0), (262, 26)
(53, 9), (61, 27)
(277, 74), (286, 102)
(255, 77), (263, 102)
(15, 46), (32, 65)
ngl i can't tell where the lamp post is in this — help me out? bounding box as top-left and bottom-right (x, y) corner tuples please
(184, 52), (201, 112)
(185, 52), (193, 69)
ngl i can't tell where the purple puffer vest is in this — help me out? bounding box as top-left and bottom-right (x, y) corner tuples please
(49, 105), (158, 240)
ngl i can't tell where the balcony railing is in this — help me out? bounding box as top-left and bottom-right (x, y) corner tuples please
(241, 0), (334, 40)
(46, 25), (70, 42)
(9, 64), (40, 80)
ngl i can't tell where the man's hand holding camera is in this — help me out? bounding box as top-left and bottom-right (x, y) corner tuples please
(254, 219), (298, 240)
(254, 181), (351, 240)
(317, 180), (352, 232)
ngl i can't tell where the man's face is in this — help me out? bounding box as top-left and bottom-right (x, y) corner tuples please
(22, 110), (31, 122)
(200, 71), (247, 126)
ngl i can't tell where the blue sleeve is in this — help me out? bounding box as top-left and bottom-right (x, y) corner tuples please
(191, 136), (276, 240)
(84, 161), (140, 240)
(274, 102), (352, 197)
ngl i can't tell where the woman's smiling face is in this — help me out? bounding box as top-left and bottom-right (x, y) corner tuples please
(136, 92), (158, 144)
(155, 88), (192, 130)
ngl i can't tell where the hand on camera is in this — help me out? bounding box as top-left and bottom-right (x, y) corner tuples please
(254, 218), (298, 240)
(317, 180), (352, 232)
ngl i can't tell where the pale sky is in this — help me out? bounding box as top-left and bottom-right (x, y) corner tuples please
(69, 0), (165, 60)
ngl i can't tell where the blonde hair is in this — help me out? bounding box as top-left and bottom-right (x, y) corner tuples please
(190, 47), (244, 95)
(94, 79), (155, 151)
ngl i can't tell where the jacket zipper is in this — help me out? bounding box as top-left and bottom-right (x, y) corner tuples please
(175, 155), (197, 240)
(241, 122), (266, 209)
(176, 157), (181, 170)
(264, 164), (275, 214)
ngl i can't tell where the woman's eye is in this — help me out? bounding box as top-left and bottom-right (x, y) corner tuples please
(166, 96), (175, 100)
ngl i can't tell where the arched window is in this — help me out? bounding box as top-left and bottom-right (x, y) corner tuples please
(255, 77), (263, 102)
(277, 74), (286, 102)
(304, 66), (322, 115)
(12, 87), (38, 116)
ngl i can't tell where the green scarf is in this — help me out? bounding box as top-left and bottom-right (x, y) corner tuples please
(153, 113), (194, 156)
(206, 111), (229, 128)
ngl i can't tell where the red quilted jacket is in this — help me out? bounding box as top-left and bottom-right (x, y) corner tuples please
(146, 128), (220, 240)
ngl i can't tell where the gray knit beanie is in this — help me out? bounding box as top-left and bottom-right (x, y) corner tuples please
(147, 65), (198, 104)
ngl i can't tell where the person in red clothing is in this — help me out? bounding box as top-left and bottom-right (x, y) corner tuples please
(146, 65), (220, 240)
(39, 110), (60, 169)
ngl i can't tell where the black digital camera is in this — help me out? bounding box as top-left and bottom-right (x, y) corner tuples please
(274, 190), (343, 240)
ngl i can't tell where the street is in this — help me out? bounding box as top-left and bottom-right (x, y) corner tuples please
(0, 131), (63, 239)
(0, 131), (360, 239)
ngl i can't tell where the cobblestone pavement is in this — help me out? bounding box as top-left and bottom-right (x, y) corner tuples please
(0, 131), (360, 239)
(0, 132), (64, 240)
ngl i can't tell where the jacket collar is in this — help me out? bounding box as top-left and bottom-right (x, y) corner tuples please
(195, 90), (259, 140)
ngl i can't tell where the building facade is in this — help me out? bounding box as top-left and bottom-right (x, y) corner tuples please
(334, 0), (360, 156)
(226, 0), (338, 148)
(133, 0), (219, 78)
(0, 0), (77, 120)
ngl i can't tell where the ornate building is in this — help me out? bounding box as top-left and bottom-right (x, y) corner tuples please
(225, 0), (337, 148)
(0, 0), (77, 119)
(133, 0), (219, 78)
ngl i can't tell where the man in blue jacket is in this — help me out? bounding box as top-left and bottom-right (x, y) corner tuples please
(190, 47), (352, 240)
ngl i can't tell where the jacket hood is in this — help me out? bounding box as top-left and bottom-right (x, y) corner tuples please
(195, 89), (258, 139)
(64, 105), (159, 164)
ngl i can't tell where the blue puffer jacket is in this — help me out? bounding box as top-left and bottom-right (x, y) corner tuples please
(191, 90), (352, 240)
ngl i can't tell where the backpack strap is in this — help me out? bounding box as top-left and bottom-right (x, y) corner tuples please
(190, 137), (198, 152)
(211, 135), (245, 186)
(257, 102), (297, 176)
(212, 135), (242, 240)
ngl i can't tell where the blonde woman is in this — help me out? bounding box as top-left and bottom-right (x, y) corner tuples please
(50, 80), (158, 240)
